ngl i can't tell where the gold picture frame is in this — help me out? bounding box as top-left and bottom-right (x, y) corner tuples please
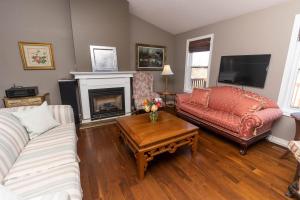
(136, 43), (167, 71)
(18, 41), (55, 70)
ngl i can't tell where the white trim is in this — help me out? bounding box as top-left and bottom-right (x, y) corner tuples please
(267, 135), (289, 148)
(184, 34), (214, 92)
(278, 14), (300, 115)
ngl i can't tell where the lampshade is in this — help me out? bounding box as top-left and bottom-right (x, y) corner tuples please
(161, 65), (174, 76)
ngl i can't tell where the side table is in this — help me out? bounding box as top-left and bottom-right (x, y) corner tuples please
(3, 93), (49, 108)
(157, 91), (176, 108)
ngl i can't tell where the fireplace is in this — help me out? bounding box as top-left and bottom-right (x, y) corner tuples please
(88, 87), (125, 120)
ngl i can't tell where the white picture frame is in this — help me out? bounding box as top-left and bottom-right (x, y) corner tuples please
(90, 45), (118, 72)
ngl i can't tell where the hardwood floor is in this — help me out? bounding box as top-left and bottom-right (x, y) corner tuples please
(78, 123), (296, 200)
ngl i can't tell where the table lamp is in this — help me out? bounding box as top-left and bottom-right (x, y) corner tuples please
(161, 65), (174, 93)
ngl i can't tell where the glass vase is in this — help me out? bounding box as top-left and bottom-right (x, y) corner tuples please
(149, 111), (158, 122)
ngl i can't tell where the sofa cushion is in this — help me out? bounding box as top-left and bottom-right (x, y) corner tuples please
(0, 185), (20, 200)
(179, 103), (241, 133)
(232, 95), (263, 117)
(4, 163), (82, 200)
(12, 102), (60, 140)
(190, 88), (210, 107)
(208, 86), (244, 113)
(0, 112), (29, 183)
(4, 124), (78, 181)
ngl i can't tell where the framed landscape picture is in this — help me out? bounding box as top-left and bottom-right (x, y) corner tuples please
(18, 41), (55, 70)
(136, 43), (166, 71)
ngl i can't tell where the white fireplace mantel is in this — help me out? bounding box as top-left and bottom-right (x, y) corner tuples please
(70, 71), (135, 79)
(70, 71), (135, 123)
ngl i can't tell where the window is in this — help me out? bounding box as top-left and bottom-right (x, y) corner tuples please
(278, 14), (300, 115)
(184, 35), (214, 92)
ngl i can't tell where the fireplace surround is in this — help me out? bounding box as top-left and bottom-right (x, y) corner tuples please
(71, 71), (135, 123)
(89, 87), (125, 120)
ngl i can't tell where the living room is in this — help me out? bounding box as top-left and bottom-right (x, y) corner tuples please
(1, 0), (300, 199)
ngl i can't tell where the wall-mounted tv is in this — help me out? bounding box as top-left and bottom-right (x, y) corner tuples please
(218, 54), (271, 88)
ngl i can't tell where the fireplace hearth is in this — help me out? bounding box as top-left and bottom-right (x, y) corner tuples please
(88, 87), (125, 120)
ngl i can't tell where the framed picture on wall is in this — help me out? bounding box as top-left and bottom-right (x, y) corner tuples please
(18, 41), (55, 70)
(136, 43), (166, 71)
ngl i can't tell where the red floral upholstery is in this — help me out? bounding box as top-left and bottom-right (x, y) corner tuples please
(133, 72), (160, 110)
(208, 86), (244, 113)
(176, 86), (282, 141)
(190, 88), (210, 107)
(232, 95), (263, 117)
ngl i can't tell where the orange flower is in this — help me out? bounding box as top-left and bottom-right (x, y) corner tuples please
(143, 99), (148, 106)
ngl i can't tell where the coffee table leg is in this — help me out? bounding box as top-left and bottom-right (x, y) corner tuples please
(136, 152), (146, 179)
(192, 134), (199, 154)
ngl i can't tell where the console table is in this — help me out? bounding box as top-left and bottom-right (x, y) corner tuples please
(3, 93), (49, 108)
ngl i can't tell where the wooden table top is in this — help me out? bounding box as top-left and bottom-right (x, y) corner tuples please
(116, 111), (198, 147)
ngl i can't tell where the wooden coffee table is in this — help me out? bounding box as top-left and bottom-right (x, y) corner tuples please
(116, 111), (199, 179)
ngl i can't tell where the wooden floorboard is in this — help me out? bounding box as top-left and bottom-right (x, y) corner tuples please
(78, 123), (296, 200)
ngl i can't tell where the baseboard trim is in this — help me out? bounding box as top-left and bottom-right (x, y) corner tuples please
(267, 135), (289, 148)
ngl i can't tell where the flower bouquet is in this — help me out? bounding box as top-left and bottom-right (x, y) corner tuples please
(143, 98), (162, 122)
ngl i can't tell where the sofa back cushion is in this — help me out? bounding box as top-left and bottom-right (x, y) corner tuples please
(232, 95), (263, 117)
(243, 90), (278, 109)
(208, 86), (244, 113)
(190, 88), (210, 107)
(0, 112), (29, 183)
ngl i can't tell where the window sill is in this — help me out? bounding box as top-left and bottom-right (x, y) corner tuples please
(280, 107), (300, 117)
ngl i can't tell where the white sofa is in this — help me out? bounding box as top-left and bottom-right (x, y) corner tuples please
(0, 105), (82, 200)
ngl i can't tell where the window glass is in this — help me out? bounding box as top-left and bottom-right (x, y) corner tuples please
(191, 51), (210, 67)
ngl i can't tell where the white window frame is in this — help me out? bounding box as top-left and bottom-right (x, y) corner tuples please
(278, 14), (300, 116)
(184, 34), (214, 93)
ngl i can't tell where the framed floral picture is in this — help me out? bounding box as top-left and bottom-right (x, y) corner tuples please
(136, 43), (166, 71)
(18, 42), (55, 70)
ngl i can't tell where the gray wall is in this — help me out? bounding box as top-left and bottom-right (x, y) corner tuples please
(173, 0), (300, 141)
(70, 0), (130, 71)
(130, 15), (176, 91)
(0, 0), (76, 105)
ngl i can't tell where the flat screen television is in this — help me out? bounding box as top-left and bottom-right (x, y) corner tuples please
(218, 54), (271, 88)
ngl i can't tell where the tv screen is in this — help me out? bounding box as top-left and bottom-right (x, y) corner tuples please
(218, 54), (271, 88)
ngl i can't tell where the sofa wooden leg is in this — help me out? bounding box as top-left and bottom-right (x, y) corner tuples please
(239, 145), (248, 155)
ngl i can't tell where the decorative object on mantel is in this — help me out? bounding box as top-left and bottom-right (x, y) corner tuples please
(143, 98), (162, 122)
(18, 41), (55, 70)
(136, 43), (166, 71)
(161, 64), (174, 93)
(90, 45), (118, 72)
(3, 93), (49, 108)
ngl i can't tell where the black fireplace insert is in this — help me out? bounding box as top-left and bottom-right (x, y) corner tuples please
(88, 87), (125, 120)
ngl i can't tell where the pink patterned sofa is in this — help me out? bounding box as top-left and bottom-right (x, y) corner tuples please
(176, 86), (282, 155)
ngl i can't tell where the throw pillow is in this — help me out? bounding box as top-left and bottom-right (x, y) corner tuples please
(232, 95), (263, 117)
(0, 185), (20, 200)
(190, 88), (210, 107)
(12, 102), (60, 139)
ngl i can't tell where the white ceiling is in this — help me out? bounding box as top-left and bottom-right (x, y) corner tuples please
(128, 0), (290, 34)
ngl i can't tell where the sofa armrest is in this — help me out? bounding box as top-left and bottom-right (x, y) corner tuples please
(48, 105), (74, 124)
(29, 192), (70, 200)
(176, 93), (191, 106)
(239, 108), (282, 138)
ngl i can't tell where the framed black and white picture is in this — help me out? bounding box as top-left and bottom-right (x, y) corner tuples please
(136, 43), (166, 71)
(90, 45), (118, 72)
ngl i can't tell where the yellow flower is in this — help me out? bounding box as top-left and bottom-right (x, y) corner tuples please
(151, 105), (158, 112)
(144, 105), (151, 112)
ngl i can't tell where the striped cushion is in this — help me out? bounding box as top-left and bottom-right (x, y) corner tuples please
(1, 105), (74, 125)
(29, 191), (70, 200)
(0, 112), (29, 183)
(4, 163), (82, 200)
(5, 124), (78, 181)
